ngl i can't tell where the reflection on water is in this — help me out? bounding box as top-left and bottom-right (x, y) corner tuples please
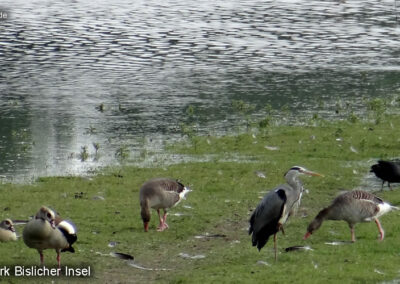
(0, 0), (400, 181)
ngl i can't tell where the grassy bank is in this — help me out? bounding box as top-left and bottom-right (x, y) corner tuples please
(2, 105), (400, 283)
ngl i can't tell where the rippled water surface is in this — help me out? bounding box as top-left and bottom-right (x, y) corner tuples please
(1, 0), (400, 181)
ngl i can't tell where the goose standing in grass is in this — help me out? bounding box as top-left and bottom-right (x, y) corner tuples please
(370, 160), (400, 190)
(23, 206), (77, 268)
(0, 219), (17, 242)
(303, 190), (398, 242)
(249, 166), (322, 260)
(140, 178), (191, 232)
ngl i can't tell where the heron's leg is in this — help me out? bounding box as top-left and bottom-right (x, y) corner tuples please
(278, 223), (285, 236)
(273, 233), (278, 261)
(389, 183), (393, 191)
(381, 181), (385, 191)
(375, 219), (385, 241)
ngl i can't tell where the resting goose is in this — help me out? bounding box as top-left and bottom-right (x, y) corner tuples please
(140, 178), (191, 232)
(23, 206), (77, 268)
(304, 190), (398, 242)
(0, 219), (17, 242)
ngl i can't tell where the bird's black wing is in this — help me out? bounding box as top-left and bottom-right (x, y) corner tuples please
(249, 188), (286, 251)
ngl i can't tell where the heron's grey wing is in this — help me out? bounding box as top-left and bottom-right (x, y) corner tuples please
(249, 188), (286, 251)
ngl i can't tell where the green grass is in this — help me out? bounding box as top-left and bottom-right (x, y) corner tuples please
(2, 111), (400, 283)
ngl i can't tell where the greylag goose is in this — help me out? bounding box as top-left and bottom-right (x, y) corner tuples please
(370, 160), (400, 190)
(23, 206), (77, 268)
(0, 219), (17, 242)
(304, 190), (398, 242)
(140, 178), (191, 232)
(249, 166), (322, 260)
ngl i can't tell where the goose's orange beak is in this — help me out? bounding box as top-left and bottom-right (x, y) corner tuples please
(303, 232), (312, 240)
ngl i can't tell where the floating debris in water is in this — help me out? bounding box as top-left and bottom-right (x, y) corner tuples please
(285, 246), (313, 252)
(264, 145), (279, 151)
(257, 260), (270, 266)
(179, 253), (206, 259)
(183, 205), (193, 209)
(254, 171), (266, 179)
(325, 241), (353, 246)
(110, 252), (134, 260)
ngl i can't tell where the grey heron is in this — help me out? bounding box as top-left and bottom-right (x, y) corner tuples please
(249, 166), (322, 260)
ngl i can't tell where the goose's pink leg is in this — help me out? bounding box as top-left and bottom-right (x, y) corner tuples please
(56, 250), (61, 269)
(162, 210), (169, 229)
(156, 209), (164, 231)
(375, 219), (384, 241)
(39, 250), (44, 266)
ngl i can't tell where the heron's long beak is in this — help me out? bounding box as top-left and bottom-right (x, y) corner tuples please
(304, 170), (324, 177)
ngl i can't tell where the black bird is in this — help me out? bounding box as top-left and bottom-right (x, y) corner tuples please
(249, 166), (322, 260)
(370, 160), (400, 190)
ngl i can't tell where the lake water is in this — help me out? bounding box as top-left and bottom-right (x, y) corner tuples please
(1, 0), (400, 182)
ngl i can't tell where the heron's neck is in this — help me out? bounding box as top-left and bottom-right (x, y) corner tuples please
(286, 173), (303, 192)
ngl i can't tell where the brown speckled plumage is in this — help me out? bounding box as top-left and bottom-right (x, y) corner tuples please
(139, 178), (190, 232)
(304, 190), (398, 242)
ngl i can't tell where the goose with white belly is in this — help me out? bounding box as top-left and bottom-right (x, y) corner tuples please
(23, 206), (77, 268)
(140, 178), (191, 232)
(0, 219), (17, 242)
(304, 190), (398, 242)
